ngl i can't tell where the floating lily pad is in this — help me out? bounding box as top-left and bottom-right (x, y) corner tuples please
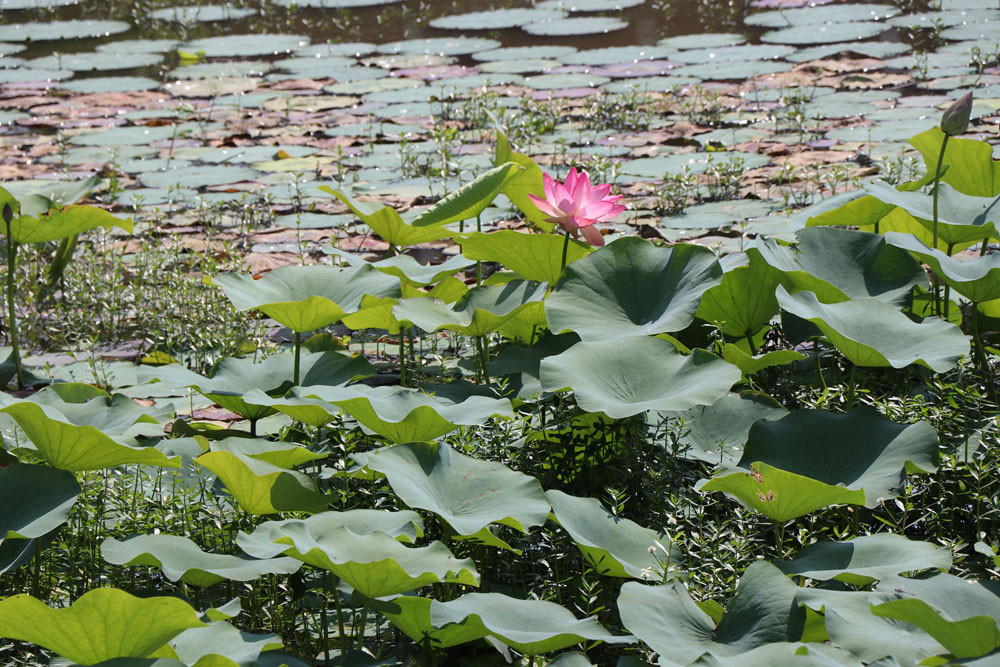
(59, 76), (160, 94)
(298, 41), (376, 57)
(140, 165), (257, 190)
(0, 67), (70, 82)
(675, 59), (793, 79)
(430, 8), (565, 30)
(169, 60), (271, 79)
(618, 151), (770, 179)
(523, 16), (628, 36)
(562, 45), (672, 65)
(745, 3), (899, 27)
(150, 5), (255, 21)
(473, 45), (578, 61)
(182, 34), (308, 58)
(32, 51), (162, 71)
(536, 0), (644, 9)
(273, 0), (399, 6)
(95, 39), (180, 54)
(782, 40), (910, 62)
(377, 36), (500, 56)
(0, 19), (130, 41)
(673, 43), (796, 64)
(760, 21), (889, 44)
(1, 0), (80, 8)
(656, 32), (745, 49)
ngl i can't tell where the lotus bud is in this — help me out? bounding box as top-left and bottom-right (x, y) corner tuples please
(1, 203), (11, 225)
(941, 91), (973, 136)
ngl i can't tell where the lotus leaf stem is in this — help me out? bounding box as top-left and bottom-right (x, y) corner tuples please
(931, 134), (950, 315)
(560, 229), (571, 273)
(4, 205), (22, 390)
(293, 331), (301, 385)
(399, 332), (407, 386)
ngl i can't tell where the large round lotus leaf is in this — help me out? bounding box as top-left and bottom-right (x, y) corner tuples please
(740, 407), (938, 508)
(0, 402), (179, 472)
(371, 596), (489, 649)
(430, 8), (564, 29)
(662, 391), (789, 465)
(457, 230), (591, 285)
(910, 128), (1000, 199)
(700, 461), (868, 522)
(207, 437), (325, 470)
(0, 463), (79, 544)
(377, 36), (501, 56)
(536, 0), (644, 9)
(695, 248), (785, 339)
(872, 573), (1000, 659)
(212, 263), (402, 333)
(293, 382), (514, 442)
(473, 45), (578, 61)
(776, 286), (970, 372)
(756, 226), (928, 305)
(393, 280), (547, 339)
(656, 32), (745, 49)
(546, 238), (723, 340)
(237, 509), (425, 558)
(31, 51), (162, 71)
(885, 232), (1000, 303)
(195, 450), (329, 516)
(539, 338), (740, 418)
(672, 43), (795, 64)
(522, 16), (627, 35)
(101, 534), (301, 587)
(429, 592), (632, 656)
(760, 21), (888, 44)
(182, 34), (308, 58)
(0, 19), (130, 41)
(269, 525), (479, 598)
(324, 246), (473, 286)
(59, 76), (160, 94)
(745, 3), (898, 27)
(322, 187), (456, 247)
(140, 165), (257, 190)
(618, 562), (803, 664)
(168, 622), (282, 667)
(774, 534), (952, 587)
(362, 442), (549, 547)
(0, 589), (204, 665)
(864, 181), (1000, 248)
(27, 390), (167, 437)
(546, 489), (679, 579)
(150, 5), (255, 21)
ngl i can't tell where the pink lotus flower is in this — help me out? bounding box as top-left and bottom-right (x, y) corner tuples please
(527, 168), (625, 247)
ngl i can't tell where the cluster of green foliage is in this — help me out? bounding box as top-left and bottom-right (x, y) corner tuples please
(1, 112), (999, 667)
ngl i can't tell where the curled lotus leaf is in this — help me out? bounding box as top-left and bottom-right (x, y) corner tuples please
(695, 248), (785, 339)
(195, 450), (329, 516)
(618, 561), (803, 665)
(0, 463), (80, 545)
(545, 237), (723, 341)
(429, 592), (634, 655)
(0, 588), (205, 664)
(546, 489), (680, 580)
(409, 162), (522, 227)
(539, 337), (740, 419)
(0, 401), (180, 472)
(271, 524), (479, 598)
(776, 286), (969, 373)
(368, 596), (489, 649)
(324, 246), (474, 286)
(321, 187), (456, 247)
(237, 509), (424, 558)
(910, 127), (1000, 198)
(774, 533), (952, 587)
(206, 437), (325, 470)
(0, 197), (133, 244)
(885, 231), (1000, 303)
(756, 227), (928, 305)
(212, 264), (402, 332)
(456, 230), (592, 285)
(28, 388), (169, 437)
(166, 621), (283, 667)
(101, 533), (302, 587)
(361, 442), (549, 548)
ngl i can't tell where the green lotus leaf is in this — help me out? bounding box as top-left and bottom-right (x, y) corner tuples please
(324, 246), (474, 286)
(101, 534), (301, 587)
(295, 383), (514, 442)
(618, 561), (803, 664)
(141, 351), (374, 420)
(545, 653), (594, 667)
(237, 509), (424, 558)
(392, 279), (548, 339)
(410, 162), (521, 227)
(700, 462), (867, 522)
(487, 331), (580, 399)
(1, 202), (132, 244)
(776, 286), (969, 372)
(910, 127), (1000, 197)
(0, 588), (205, 664)
(167, 621), (283, 667)
(756, 227), (928, 305)
(429, 592), (633, 656)
(725, 407), (938, 514)
(361, 442), (548, 546)
(195, 450), (329, 515)
(720, 345), (807, 376)
(238, 391), (339, 429)
(28, 389), (169, 436)
(775, 534), (952, 587)
(494, 126), (553, 232)
(0, 402), (180, 472)
(546, 489), (679, 579)
(72, 661), (188, 667)
(456, 230), (592, 285)
(206, 437), (324, 470)
(823, 600), (945, 664)
(864, 181), (1000, 248)
(662, 392), (789, 465)
(321, 187), (455, 246)
(0, 463), (79, 545)
(802, 189), (896, 229)
(546, 238), (723, 340)
(338, 294), (407, 333)
(273, 525), (479, 598)
(0, 532), (55, 576)
(872, 573), (1000, 659)
(885, 231), (1000, 303)
(369, 596), (489, 649)
(212, 264), (402, 332)
(696, 249), (785, 339)
(539, 338), (740, 419)
(689, 642), (864, 667)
